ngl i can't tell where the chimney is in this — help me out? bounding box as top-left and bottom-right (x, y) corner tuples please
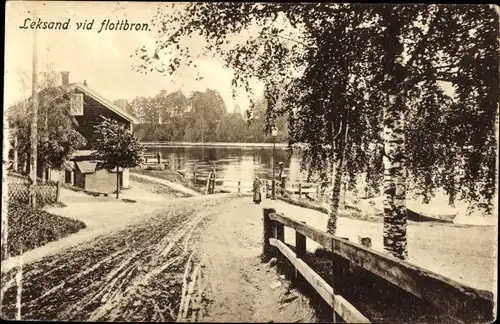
(83, 80), (87, 86)
(60, 71), (70, 87)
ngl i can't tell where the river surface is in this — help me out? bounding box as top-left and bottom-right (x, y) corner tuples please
(144, 145), (309, 188)
(141, 145), (499, 224)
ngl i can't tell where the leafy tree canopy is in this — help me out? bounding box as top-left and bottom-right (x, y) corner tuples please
(136, 3), (498, 212)
(9, 70), (87, 171)
(91, 117), (144, 170)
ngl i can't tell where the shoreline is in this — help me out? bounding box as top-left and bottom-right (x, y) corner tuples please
(140, 141), (290, 149)
(130, 169), (205, 195)
(130, 169), (497, 227)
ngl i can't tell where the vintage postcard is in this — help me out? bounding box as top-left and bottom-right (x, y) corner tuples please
(2, 1), (498, 322)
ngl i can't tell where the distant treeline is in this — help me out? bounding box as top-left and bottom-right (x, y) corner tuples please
(114, 89), (288, 143)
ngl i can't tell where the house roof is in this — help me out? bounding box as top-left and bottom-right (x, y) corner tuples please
(72, 149), (95, 157)
(8, 82), (140, 125)
(75, 161), (98, 174)
(68, 83), (140, 124)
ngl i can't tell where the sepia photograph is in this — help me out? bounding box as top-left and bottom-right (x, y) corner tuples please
(1, 1), (498, 323)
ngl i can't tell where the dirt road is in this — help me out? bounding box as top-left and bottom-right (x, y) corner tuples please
(1, 191), (495, 321)
(0, 195), (315, 322)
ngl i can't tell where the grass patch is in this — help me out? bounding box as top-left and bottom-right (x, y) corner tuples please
(130, 174), (193, 197)
(1, 203), (87, 261)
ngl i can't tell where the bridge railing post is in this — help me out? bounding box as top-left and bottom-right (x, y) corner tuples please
(274, 218), (284, 261)
(262, 208), (276, 261)
(56, 180), (61, 202)
(295, 221), (307, 285)
(193, 161), (197, 185)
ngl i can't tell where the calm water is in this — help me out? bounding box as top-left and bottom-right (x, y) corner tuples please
(145, 145), (309, 189)
(142, 145), (489, 217)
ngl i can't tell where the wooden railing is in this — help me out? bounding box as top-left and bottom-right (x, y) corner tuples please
(262, 208), (494, 323)
(216, 179), (254, 193)
(180, 159), (329, 199)
(195, 175), (328, 200)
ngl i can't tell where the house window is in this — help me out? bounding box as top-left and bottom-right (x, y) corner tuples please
(70, 93), (84, 116)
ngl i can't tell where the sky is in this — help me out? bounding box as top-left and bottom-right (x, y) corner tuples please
(4, 1), (264, 113)
(4, 1), (458, 113)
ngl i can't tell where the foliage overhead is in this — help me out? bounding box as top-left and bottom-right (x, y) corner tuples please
(136, 3), (498, 211)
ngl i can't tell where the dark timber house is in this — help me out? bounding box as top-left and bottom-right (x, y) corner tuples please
(9, 71), (140, 193)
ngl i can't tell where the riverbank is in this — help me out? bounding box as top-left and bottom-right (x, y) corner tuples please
(130, 169), (204, 195)
(129, 169), (497, 226)
(141, 141), (289, 149)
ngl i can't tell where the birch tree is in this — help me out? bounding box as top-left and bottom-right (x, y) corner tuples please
(8, 69), (86, 177)
(370, 5), (498, 258)
(136, 3), (498, 260)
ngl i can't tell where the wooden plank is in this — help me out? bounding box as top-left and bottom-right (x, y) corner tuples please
(269, 238), (370, 323)
(299, 188), (317, 193)
(262, 208), (275, 258)
(275, 222), (284, 261)
(269, 213), (333, 249)
(295, 227), (307, 284)
(330, 239), (494, 321)
(268, 212), (494, 322)
(295, 231), (306, 259)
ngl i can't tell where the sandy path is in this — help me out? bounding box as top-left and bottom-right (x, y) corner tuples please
(1, 190), (185, 273)
(195, 198), (316, 323)
(262, 198), (497, 292)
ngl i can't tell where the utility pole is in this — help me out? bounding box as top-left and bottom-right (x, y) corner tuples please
(29, 10), (39, 209)
(271, 126), (278, 200)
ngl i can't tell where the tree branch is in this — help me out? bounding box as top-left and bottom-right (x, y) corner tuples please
(264, 33), (309, 48)
(403, 65), (478, 89)
(404, 6), (443, 72)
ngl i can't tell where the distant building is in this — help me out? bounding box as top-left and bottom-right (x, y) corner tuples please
(8, 71), (140, 193)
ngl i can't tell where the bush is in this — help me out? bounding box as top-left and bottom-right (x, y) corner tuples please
(1, 203), (86, 261)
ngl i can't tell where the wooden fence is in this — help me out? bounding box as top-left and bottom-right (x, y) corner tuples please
(178, 159), (330, 199)
(197, 175), (328, 200)
(262, 208), (494, 323)
(8, 177), (61, 207)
